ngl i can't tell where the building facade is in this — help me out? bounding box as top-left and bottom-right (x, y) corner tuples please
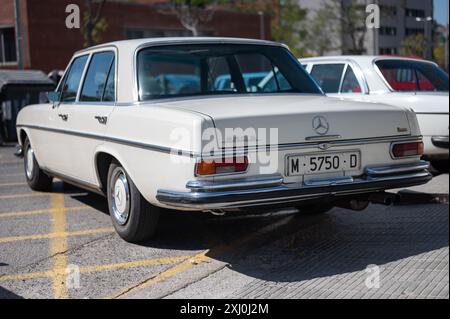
(299, 0), (434, 57)
(0, 0), (271, 73)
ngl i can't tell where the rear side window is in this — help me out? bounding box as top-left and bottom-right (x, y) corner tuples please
(341, 66), (362, 93)
(60, 55), (89, 102)
(80, 51), (115, 102)
(310, 64), (345, 93)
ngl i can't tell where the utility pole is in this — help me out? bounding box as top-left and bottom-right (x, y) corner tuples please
(14, 0), (23, 69)
(258, 11), (265, 40)
(416, 16), (433, 59)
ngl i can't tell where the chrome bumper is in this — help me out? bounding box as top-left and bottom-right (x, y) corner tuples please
(156, 161), (432, 210)
(432, 136), (449, 149)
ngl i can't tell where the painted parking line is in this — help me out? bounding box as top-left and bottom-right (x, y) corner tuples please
(108, 216), (295, 299)
(0, 182), (27, 188)
(0, 256), (192, 282)
(50, 194), (69, 299)
(0, 193), (51, 200)
(0, 227), (114, 244)
(0, 206), (87, 218)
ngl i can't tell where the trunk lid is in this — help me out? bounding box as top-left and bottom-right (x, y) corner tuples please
(161, 95), (412, 146)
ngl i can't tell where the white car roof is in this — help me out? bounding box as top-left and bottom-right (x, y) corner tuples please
(76, 37), (285, 55)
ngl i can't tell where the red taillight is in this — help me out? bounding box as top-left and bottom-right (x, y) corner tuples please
(196, 156), (248, 176)
(392, 142), (424, 158)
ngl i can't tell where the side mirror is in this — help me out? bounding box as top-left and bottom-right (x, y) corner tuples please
(47, 91), (60, 103)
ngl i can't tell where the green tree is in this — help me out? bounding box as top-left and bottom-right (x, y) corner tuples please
(82, 0), (108, 47)
(401, 33), (427, 58)
(304, 7), (340, 56)
(161, 0), (224, 36)
(229, 0), (308, 57)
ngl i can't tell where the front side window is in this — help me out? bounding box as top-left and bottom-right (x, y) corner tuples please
(310, 64), (345, 93)
(60, 55), (89, 102)
(376, 60), (449, 92)
(80, 51), (115, 102)
(137, 44), (321, 100)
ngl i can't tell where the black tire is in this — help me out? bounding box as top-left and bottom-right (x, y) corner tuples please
(23, 137), (53, 191)
(107, 161), (160, 243)
(297, 204), (334, 215)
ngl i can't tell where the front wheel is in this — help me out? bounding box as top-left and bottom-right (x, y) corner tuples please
(23, 137), (53, 191)
(107, 161), (160, 243)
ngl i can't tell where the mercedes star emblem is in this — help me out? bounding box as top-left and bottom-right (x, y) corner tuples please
(312, 116), (330, 136)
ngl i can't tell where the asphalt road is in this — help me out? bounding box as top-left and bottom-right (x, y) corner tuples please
(0, 144), (448, 299)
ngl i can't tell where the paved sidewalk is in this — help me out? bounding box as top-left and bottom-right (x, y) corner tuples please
(166, 204), (449, 299)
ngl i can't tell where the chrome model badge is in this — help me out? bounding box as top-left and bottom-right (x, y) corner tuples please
(312, 116), (330, 136)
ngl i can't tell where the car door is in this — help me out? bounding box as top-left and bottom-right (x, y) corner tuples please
(56, 49), (116, 185)
(43, 54), (89, 175)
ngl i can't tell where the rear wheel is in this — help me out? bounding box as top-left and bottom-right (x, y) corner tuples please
(107, 161), (160, 243)
(23, 137), (53, 191)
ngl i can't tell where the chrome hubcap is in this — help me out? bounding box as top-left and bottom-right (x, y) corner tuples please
(111, 170), (130, 225)
(25, 147), (34, 180)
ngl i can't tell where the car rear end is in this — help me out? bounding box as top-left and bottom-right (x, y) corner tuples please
(156, 96), (432, 212)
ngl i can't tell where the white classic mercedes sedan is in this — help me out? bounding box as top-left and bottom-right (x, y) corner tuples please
(299, 56), (449, 171)
(16, 38), (432, 242)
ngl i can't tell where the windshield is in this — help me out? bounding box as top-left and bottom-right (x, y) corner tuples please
(375, 59), (449, 92)
(137, 44), (322, 101)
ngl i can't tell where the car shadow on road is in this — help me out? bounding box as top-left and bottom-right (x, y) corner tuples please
(0, 286), (24, 299)
(60, 183), (449, 286)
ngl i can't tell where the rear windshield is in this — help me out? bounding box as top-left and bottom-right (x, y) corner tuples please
(376, 59), (449, 92)
(137, 44), (322, 101)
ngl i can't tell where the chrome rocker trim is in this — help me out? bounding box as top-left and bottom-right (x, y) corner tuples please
(156, 161), (432, 210)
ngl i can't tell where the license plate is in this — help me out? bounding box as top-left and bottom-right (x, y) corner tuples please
(287, 151), (360, 176)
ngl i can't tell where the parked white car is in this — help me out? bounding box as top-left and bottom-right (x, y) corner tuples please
(17, 38), (431, 242)
(299, 56), (449, 171)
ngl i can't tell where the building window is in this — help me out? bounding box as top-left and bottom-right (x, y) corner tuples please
(406, 8), (426, 18)
(405, 28), (425, 36)
(0, 27), (17, 64)
(380, 5), (397, 16)
(379, 26), (397, 36)
(380, 47), (398, 55)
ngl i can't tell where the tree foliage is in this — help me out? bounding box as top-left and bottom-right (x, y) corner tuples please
(401, 33), (428, 58)
(82, 0), (108, 47)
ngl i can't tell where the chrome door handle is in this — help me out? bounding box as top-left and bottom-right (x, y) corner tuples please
(95, 116), (108, 125)
(58, 114), (68, 121)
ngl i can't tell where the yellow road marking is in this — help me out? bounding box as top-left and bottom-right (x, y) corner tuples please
(0, 227), (114, 244)
(0, 256), (192, 282)
(0, 173), (24, 177)
(0, 192), (50, 200)
(108, 216), (295, 299)
(50, 194), (69, 299)
(0, 182), (27, 188)
(0, 206), (87, 218)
